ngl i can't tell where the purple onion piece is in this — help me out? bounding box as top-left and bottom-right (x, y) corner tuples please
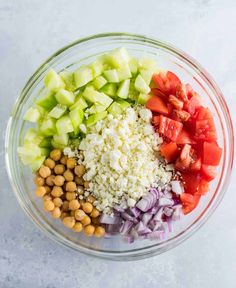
(123, 235), (134, 244)
(100, 214), (122, 225)
(120, 220), (133, 236)
(113, 205), (125, 213)
(121, 212), (138, 223)
(163, 207), (173, 217)
(147, 231), (163, 240)
(106, 223), (123, 234)
(153, 207), (164, 222)
(142, 212), (153, 226)
(129, 207), (141, 218)
(158, 198), (174, 207)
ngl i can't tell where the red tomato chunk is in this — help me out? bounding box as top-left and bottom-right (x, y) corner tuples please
(203, 141), (222, 166)
(159, 115), (183, 141)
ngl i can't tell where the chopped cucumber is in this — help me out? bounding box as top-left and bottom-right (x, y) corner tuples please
(40, 147), (50, 156)
(93, 76), (107, 90)
(44, 69), (65, 92)
(128, 80), (139, 101)
(56, 115), (74, 134)
(29, 155), (46, 172)
(129, 58), (138, 75)
(48, 104), (67, 119)
(87, 104), (107, 114)
(138, 58), (157, 71)
(134, 74), (151, 94)
(23, 107), (41, 123)
(17, 143), (42, 165)
(69, 96), (88, 111)
(109, 47), (130, 67)
(117, 99), (131, 109)
(59, 70), (75, 91)
(24, 128), (43, 145)
(83, 87), (113, 106)
(55, 89), (75, 106)
(69, 109), (84, 134)
(137, 93), (152, 105)
(89, 60), (103, 78)
(117, 79), (130, 99)
(40, 117), (57, 136)
(51, 139), (66, 150)
(117, 63), (132, 81)
(36, 92), (57, 111)
(53, 133), (69, 145)
(74, 66), (93, 88)
(100, 83), (117, 97)
(103, 69), (119, 83)
(108, 99), (130, 116)
(86, 111), (107, 127)
(139, 69), (153, 85)
(39, 137), (52, 148)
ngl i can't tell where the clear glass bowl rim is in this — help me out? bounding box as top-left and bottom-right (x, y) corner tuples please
(5, 32), (234, 261)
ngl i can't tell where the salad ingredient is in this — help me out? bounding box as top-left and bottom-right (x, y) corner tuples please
(146, 96), (169, 115)
(159, 116), (183, 141)
(160, 142), (179, 162)
(203, 142), (222, 166)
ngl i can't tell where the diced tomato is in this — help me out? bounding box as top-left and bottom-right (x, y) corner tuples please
(196, 107), (214, 120)
(159, 115), (183, 141)
(167, 103), (174, 114)
(181, 172), (201, 194)
(151, 88), (167, 99)
(166, 71), (181, 95)
(146, 96), (169, 115)
(169, 95), (184, 110)
(160, 142), (179, 162)
(198, 179), (210, 195)
(203, 141), (222, 166)
(180, 192), (195, 205)
(195, 119), (217, 141)
(176, 129), (195, 145)
(185, 94), (202, 115)
(152, 73), (169, 94)
(176, 84), (188, 103)
(185, 83), (194, 99)
(201, 164), (217, 181)
(172, 109), (191, 122)
(152, 116), (160, 126)
(181, 193), (201, 214)
(175, 145), (192, 171)
(190, 157), (202, 171)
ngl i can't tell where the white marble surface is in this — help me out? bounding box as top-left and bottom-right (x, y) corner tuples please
(0, 0), (236, 287)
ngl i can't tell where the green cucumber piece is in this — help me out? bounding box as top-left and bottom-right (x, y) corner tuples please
(89, 60), (104, 78)
(117, 99), (131, 109)
(134, 74), (151, 94)
(86, 111), (107, 127)
(83, 87), (113, 106)
(44, 69), (65, 92)
(23, 107), (41, 123)
(103, 69), (119, 83)
(55, 89), (75, 106)
(40, 147), (50, 156)
(74, 66), (93, 88)
(129, 58), (138, 75)
(56, 115), (74, 134)
(48, 104), (67, 119)
(128, 80), (139, 101)
(36, 92), (57, 111)
(17, 143), (41, 165)
(51, 139), (66, 150)
(117, 79), (130, 99)
(39, 137), (52, 148)
(93, 76), (107, 90)
(108, 100), (130, 116)
(137, 93), (152, 105)
(24, 128), (43, 145)
(138, 58), (157, 71)
(117, 63), (132, 81)
(29, 155), (46, 172)
(59, 70), (75, 91)
(109, 47), (130, 67)
(69, 109), (84, 134)
(40, 117), (57, 136)
(100, 83), (117, 97)
(53, 133), (69, 146)
(139, 69), (153, 85)
(87, 101), (111, 114)
(69, 96), (88, 111)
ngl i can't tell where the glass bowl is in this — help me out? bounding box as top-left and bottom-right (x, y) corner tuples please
(5, 33), (234, 261)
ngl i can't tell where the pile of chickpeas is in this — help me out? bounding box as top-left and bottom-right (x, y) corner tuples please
(34, 149), (105, 238)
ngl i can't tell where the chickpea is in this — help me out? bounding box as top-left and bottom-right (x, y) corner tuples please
(75, 209), (86, 221)
(87, 195), (96, 203)
(81, 215), (91, 226)
(75, 176), (84, 186)
(94, 226), (105, 238)
(66, 181), (76, 192)
(43, 200), (55, 212)
(67, 158), (76, 169)
(44, 186), (51, 194)
(90, 207), (100, 218)
(63, 216), (75, 228)
(60, 212), (69, 220)
(69, 199), (80, 211)
(66, 192), (76, 201)
(35, 186), (47, 198)
(53, 197), (63, 207)
(79, 199), (85, 205)
(73, 222), (83, 232)
(74, 165), (85, 177)
(62, 201), (69, 211)
(84, 224), (95, 236)
(34, 176), (45, 186)
(70, 210), (76, 217)
(43, 194), (52, 202)
(60, 155), (68, 165)
(46, 175), (55, 186)
(51, 186), (63, 197)
(82, 202), (93, 214)
(53, 175), (65, 186)
(84, 181), (90, 189)
(77, 186), (84, 195)
(51, 207), (61, 218)
(54, 164), (65, 175)
(39, 165), (51, 178)
(63, 170), (74, 182)
(44, 158), (55, 169)
(50, 149), (62, 161)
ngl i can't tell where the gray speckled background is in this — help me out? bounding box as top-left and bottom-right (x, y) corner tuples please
(0, 0), (236, 287)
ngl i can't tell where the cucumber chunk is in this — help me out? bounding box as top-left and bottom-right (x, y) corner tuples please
(109, 47), (130, 67)
(139, 69), (153, 85)
(17, 143), (42, 165)
(138, 58), (157, 71)
(89, 60), (104, 78)
(134, 74), (151, 94)
(103, 69), (119, 83)
(129, 58), (138, 75)
(117, 63), (132, 81)
(44, 69), (65, 92)
(69, 96), (88, 111)
(59, 70), (75, 91)
(29, 155), (46, 172)
(39, 137), (52, 148)
(56, 115), (74, 134)
(40, 117), (57, 136)
(117, 79), (130, 99)
(117, 99), (131, 109)
(55, 89), (75, 106)
(69, 109), (84, 134)
(51, 139), (66, 150)
(128, 80), (139, 101)
(23, 107), (41, 123)
(53, 133), (69, 145)
(74, 66), (93, 88)
(100, 83), (117, 97)
(86, 111), (107, 127)
(49, 104), (67, 119)
(107, 99), (130, 116)
(36, 92), (57, 111)
(137, 93), (152, 105)
(83, 87), (113, 106)
(93, 76), (107, 90)
(24, 128), (43, 145)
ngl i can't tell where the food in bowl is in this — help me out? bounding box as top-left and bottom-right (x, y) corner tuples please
(17, 47), (222, 243)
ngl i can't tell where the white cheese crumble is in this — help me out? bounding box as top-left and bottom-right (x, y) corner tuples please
(79, 105), (172, 213)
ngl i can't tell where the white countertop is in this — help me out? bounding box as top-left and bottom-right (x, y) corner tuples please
(0, 0), (235, 287)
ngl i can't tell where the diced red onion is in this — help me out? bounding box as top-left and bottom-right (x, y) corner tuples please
(106, 223), (123, 234)
(100, 214), (122, 225)
(163, 207), (173, 217)
(120, 220), (133, 236)
(166, 218), (173, 232)
(123, 235), (134, 244)
(121, 212), (138, 223)
(153, 207), (164, 222)
(113, 205), (125, 213)
(158, 198), (174, 207)
(129, 207), (141, 218)
(171, 180), (184, 195)
(147, 231), (163, 240)
(142, 212), (153, 226)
